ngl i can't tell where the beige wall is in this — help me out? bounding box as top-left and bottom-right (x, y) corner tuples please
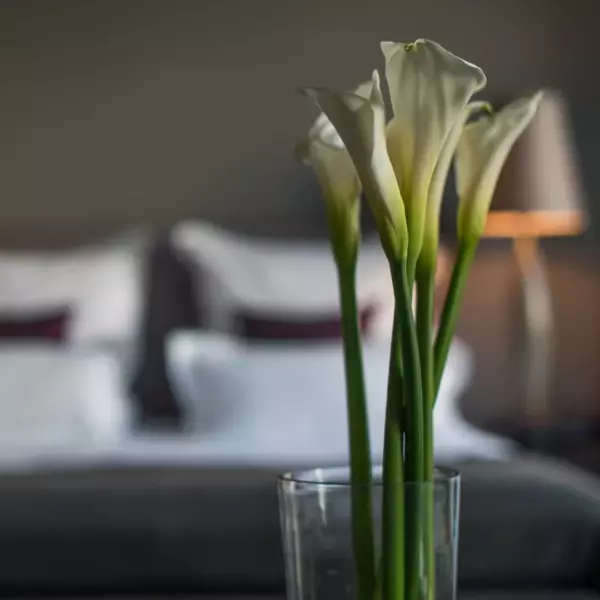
(0, 0), (589, 244)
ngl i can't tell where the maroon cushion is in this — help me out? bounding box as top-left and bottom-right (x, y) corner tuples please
(236, 306), (375, 341)
(0, 310), (70, 341)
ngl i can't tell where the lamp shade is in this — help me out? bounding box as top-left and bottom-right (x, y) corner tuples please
(484, 90), (587, 238)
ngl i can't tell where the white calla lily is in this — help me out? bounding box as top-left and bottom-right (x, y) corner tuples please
(301, 71), (408, 262)
(381, 39), (487, 267)
(456, 92), (543, 244)
(420, 101), (491, 264)
(298, 78), (376, 155)
(296, 80), (375, 265)
(298, 136), (361, 265)
(298, 135), (359, 201)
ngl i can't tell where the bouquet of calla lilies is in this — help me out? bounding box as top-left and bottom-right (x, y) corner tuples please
(296, 39), (541, 600)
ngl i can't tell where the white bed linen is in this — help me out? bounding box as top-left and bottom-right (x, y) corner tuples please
(0, 336), (515, 473)
(163, 332), (516, 465)
(0, 344), (133, 452)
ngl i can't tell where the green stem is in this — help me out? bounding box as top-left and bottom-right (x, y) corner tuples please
(391, 259), (424, 600)
(391, 261), (424, 482)
(338, 263), (376, 600)
(416, 264), (435, 479)
(433, 242), (477, 398)
(416, 261), (436, 600)
(407, 259), (417, 295)
(382, 316), (404, 600)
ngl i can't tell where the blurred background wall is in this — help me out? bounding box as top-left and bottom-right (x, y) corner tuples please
(0, 0), (598, 432)
(0, 0), (598, 241)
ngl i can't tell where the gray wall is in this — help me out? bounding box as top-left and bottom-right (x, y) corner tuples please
(0, 0), (596, 243)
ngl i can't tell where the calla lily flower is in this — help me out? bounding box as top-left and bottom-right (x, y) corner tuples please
(301, 71), (408, 262)
(381, 39), (487, 267)
(420, 101), (491, 263)
(296, 81), (375, 265)
(455, 92), (543, 244)
(297, 127), (362, 266)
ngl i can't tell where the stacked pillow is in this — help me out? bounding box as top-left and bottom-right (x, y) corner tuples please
(171, 220), (395, 342)
(0, 231), (148, 446)
(168, 221), (515, 463)
(0, 231), (147, 346)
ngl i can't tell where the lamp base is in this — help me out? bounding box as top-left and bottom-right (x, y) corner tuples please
(513, 238), (555, 430)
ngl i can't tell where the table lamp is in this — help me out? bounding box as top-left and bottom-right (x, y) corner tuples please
(483, 90), (587, 437)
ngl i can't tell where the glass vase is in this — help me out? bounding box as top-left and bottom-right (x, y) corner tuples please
(278, 466), (460, 600)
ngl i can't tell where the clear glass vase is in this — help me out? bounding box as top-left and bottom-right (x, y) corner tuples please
(278, 466), (460, 600)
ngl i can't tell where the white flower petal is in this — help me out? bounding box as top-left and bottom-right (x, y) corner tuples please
(383, 39), (486, 198)
(305, 138), (361, 206)
(382, 39), (486, 263)
(303, 138), (362, 264)
(297, 79), (374, 196)
(305, 79), (376, 151)
(301, 71), (408, 260)
(297, 79), (382, 264)
(456, 92), (543, 242)
(422, 101), (491, 257)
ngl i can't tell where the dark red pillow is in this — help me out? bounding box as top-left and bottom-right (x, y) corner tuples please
(0, 310), (70, 342)
(236, 306), (375, 341)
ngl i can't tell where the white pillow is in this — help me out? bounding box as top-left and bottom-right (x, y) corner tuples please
(0, 344), (133, 446)
(0, 231), (148, 345)
(171, 220), (393, 336)
(166, 331), (516, 463)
